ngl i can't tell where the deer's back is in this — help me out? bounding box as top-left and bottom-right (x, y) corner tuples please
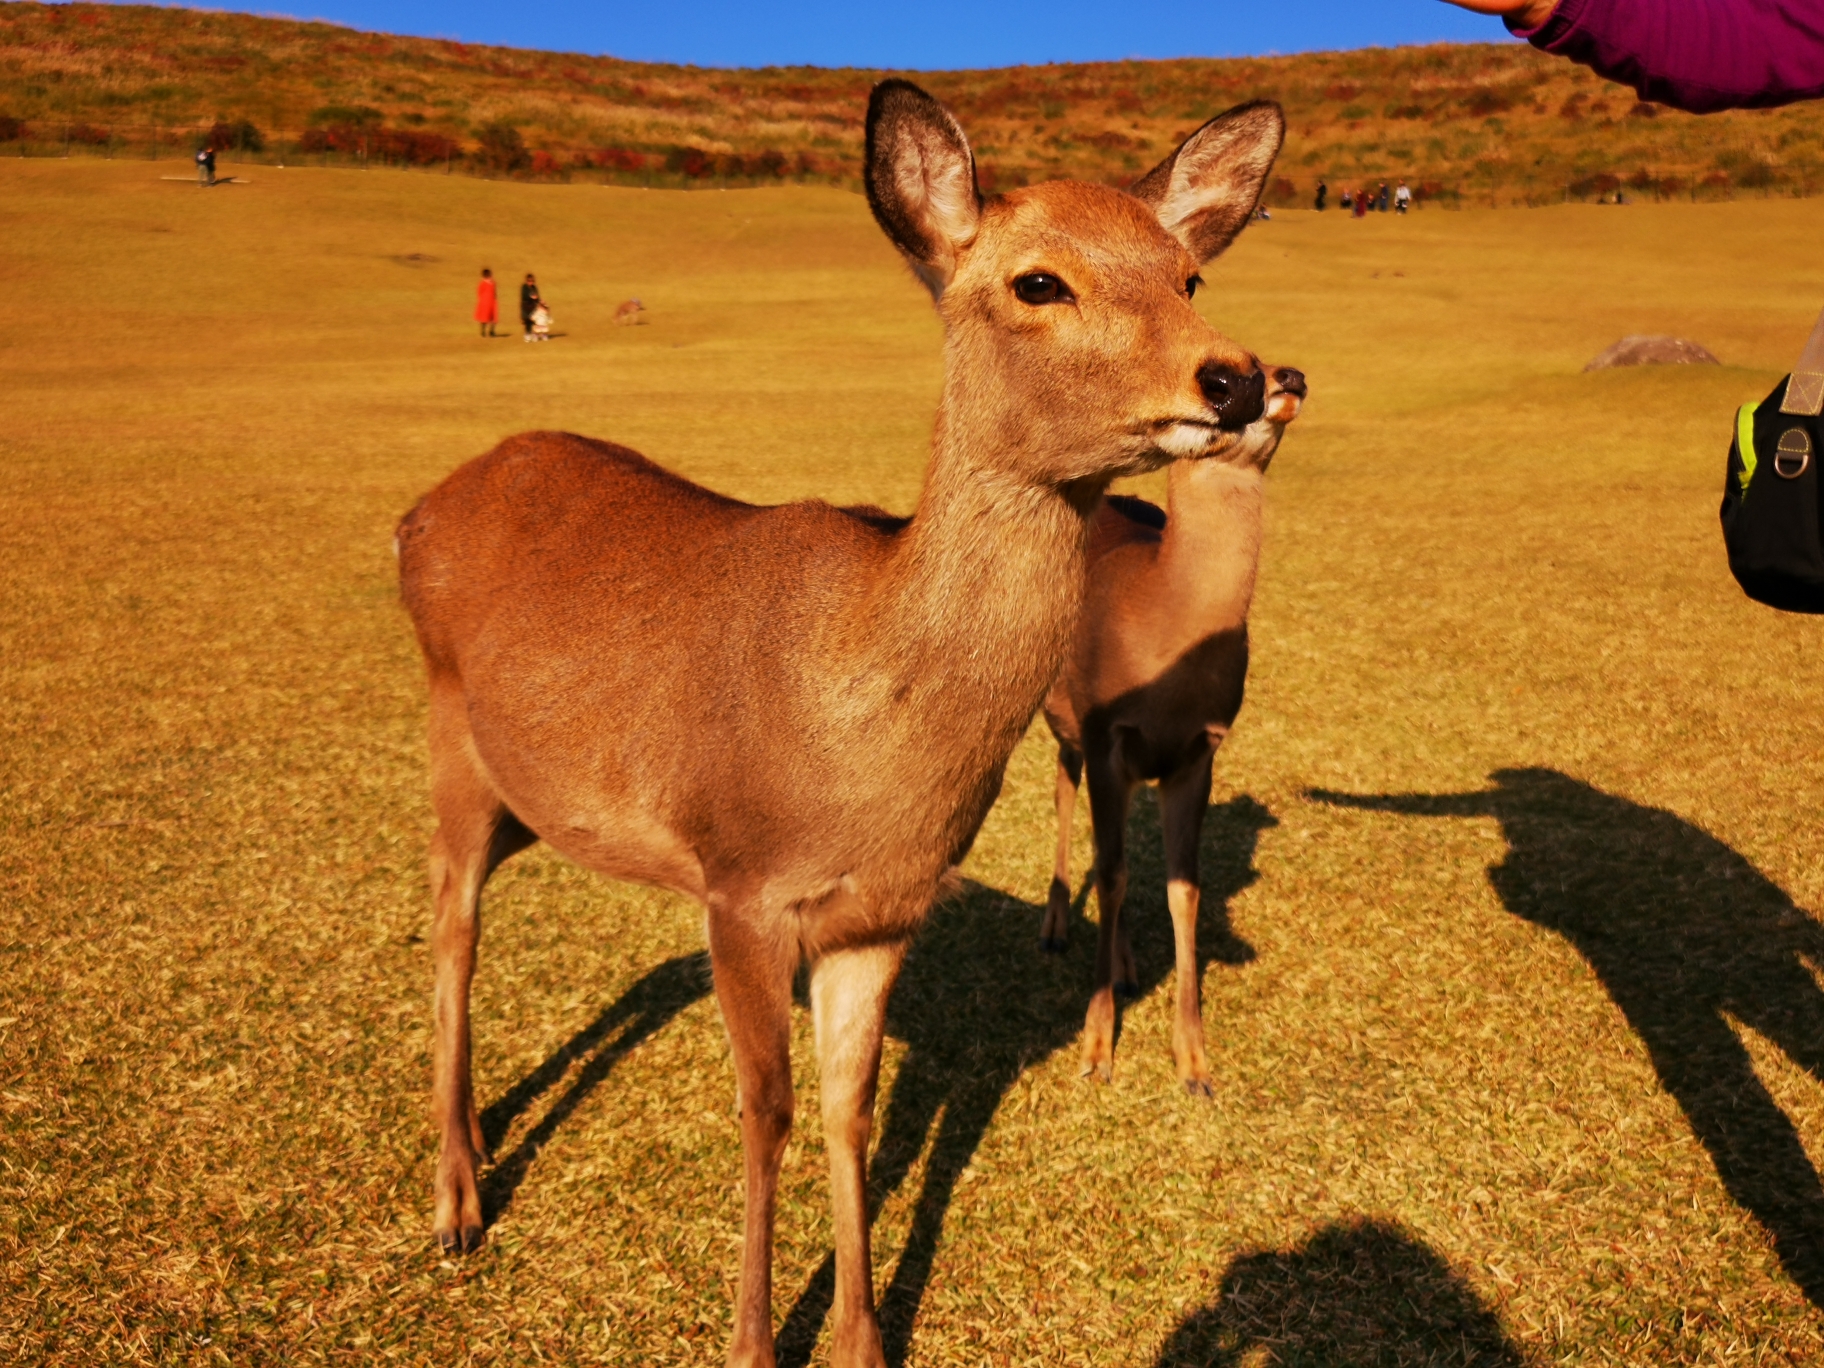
(397, 431), (907, 890)
(399, 431), (899, 659)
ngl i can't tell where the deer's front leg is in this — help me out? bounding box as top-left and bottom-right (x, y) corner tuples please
(708, 903), (798, 1368)
(810, 939), (908, 1368)
(1159, 749), (1216, 1098)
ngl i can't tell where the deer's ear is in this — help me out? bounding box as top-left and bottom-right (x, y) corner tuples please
(866, 80), (982, 300)
(1130, 101), (1285, 264)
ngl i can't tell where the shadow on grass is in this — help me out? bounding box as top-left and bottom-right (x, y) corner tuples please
(776, 794), (1274, 1368)
(478, 950), (712, 1226)
(1155, 1218), (1523, 1367)
(1312, 767), (1824, 1308)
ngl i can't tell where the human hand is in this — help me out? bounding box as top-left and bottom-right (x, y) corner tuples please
(1440, 0), (1558, 28)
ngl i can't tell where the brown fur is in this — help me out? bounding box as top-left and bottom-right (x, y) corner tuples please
(613, 297), (645, 324)
(397, 79), (1284, 1368)
(1042, 375), (1304, 1095)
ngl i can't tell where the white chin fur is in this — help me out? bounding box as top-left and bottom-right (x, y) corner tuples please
(1157, 423), (1215, 459)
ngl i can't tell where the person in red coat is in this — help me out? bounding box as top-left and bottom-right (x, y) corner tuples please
(474, 268), (498, 338)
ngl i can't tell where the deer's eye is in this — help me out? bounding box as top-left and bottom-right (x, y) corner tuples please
(1013, 272), (1074, 305)
(1186, 274), (1203, 299)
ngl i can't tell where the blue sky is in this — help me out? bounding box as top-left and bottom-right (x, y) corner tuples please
(141, 1), (1515, 69)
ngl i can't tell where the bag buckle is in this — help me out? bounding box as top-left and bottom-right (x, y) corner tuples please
(1775, 426), (1812, 479)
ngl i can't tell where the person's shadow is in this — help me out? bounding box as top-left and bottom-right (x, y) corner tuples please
(775, 793), (1274, 1367)
(1155, 1218), (1524, 1366)
(1312, 767), (1824, 1307)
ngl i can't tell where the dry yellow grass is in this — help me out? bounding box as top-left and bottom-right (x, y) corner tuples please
(6, 158), (1824, 1365)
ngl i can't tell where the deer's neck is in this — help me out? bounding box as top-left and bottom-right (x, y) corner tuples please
(849, 408), (1100, 784)
(1155, 457), (1266, 634)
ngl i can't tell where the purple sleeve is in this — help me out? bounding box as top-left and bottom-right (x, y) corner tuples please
(1511, 0), (1824, 112)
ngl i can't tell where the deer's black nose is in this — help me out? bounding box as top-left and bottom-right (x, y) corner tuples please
(1197, 361), (1266, 431)
(1273, 367), (1307, 399)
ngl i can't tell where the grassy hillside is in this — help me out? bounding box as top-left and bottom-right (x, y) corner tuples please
(7, 157), (1824, 1363)
(2, 0), (1822, 202)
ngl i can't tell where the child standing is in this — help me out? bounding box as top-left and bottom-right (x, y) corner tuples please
(520, 273), (541, 340)
(530, 299), (552, 341)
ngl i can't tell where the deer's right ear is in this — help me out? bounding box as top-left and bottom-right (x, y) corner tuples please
(865, 80), (982, 301)
(1131, 101), (1285, 264)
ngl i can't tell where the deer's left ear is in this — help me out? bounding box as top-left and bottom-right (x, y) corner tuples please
(1130, 101), (1284, 264)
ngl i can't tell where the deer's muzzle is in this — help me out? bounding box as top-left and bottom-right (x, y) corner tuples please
(1197, 362), (1266, 431)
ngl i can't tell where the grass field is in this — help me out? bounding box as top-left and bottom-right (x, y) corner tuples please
(7, 159), (1824, 1365)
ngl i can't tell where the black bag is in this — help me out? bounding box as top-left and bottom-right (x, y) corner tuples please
(1721, 309), (1824, 613)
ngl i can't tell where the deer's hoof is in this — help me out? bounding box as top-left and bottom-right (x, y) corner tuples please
(1114, 977), (1140, 1000)
(1182, 1077), (1214, 1100)
(435, 1224), (485, 1255)
(1080, 1061), (1112, 1084)
(1039, 935), (1067, 954)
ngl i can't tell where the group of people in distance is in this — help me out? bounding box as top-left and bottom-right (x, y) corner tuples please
(1314, 179), (1412, 216)
(474, 268), (550, 341)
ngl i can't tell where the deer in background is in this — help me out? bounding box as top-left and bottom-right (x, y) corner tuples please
(396, 79), (1287, 1368)
(1042, 374), (1304, 1096)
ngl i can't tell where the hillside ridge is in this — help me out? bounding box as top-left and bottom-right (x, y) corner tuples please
(2, 0), (1820, 203)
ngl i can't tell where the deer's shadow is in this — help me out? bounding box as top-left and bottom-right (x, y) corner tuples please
(477, 950), (714, 1223)
(776, 792), (1274, 1367)
(470, 794), (1273, 1365)
(1155, 1218), (1524, 1367)
(1313, 767), (1824, 1308)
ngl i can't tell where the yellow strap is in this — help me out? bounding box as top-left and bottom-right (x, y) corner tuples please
(1738, 403), (1758, 493)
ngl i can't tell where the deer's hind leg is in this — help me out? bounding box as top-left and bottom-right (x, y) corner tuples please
(1081, 741), (1136, 1083)
(705, 894), (800, 1368)
(426, 681), (536, 1253)
(1041, 742), (1084, 952)
(1159, 747), (1216, 1098)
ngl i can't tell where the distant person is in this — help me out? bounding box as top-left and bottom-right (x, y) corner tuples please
(1315, 180), (1328, 211)
(519, 273), (541, 341)
(1353, 189), (1368, 219)
(1339, 188), (1353, 212)
(1395, 180), (1413, 213)
(1376, 182), (1390, 212)
(530, 299), (552, 342)
(195, 144), (215, 188)
(1443, 0), (1824, 112)
(475, 268), (498, 338)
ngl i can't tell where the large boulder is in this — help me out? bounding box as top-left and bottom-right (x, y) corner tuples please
(1584, 335), (1721, 371)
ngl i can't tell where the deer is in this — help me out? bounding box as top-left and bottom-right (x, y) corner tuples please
(394, 79), (1288, 1368)
(613, 297), (645, 325)
(1040, 376), (1304, 1097)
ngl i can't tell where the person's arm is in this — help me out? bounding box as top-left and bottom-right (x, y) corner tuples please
(1444, 0), (1824, 112)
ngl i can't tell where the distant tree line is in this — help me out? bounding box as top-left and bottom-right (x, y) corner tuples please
(0, 104), (1808, 204)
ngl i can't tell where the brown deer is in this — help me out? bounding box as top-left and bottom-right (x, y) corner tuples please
(396, 79), (1287, 1368)
(613, 297), (645, 325)
(1040, 377), (1304, 1096)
